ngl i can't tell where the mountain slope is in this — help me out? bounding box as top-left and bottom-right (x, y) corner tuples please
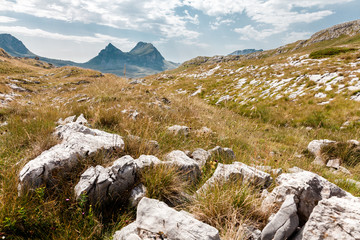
(0, 34), (178, 78)
(0, 34), (36, 58)
(228, 49), (263, 56)
(83, 42), (178, 78)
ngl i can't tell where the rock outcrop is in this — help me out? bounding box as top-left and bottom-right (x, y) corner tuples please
(296, 196), (360, 240)
(164, 150), (201, 182)
(262, 170), (351, 223)
(74, 155), (136, 206)
(113, 197), (220, 240)
(198, 162), (272, 193)
(19, 120), (124, 193)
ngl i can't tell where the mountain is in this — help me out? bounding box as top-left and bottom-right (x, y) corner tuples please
(83, 42), (178, 78)
(228, 49), (263, 56)
(0, 33), (36, 58)
(0, 34), (178, 78)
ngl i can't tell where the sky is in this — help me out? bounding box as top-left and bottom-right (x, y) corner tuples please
(0, 0), (359, 63)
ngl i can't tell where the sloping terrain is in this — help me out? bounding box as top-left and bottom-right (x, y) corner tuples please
(0, 19), (360, 240)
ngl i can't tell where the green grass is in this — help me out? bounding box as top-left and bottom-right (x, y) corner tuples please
(309, 47), (357, 59)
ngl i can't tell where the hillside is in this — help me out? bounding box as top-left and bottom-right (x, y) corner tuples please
(0, 34), (178, 78)
(1, 19), (360, 240)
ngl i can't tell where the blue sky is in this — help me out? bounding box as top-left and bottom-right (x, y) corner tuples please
(0, 0), (359, 63)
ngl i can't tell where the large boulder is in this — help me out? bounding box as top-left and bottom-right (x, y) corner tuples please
(113, 197), (220, 240)
(261, 194), (299, 240)
(296, 196), (360, 240)
(74, 155), (136, 206)
(197, 162), (272, 193)
(164, 150), (201, 182)
(19, 122), (124, 193)
(262, 170), (352, 223)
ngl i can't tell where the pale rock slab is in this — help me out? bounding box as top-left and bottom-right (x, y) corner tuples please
(198, 162), (272, 193)
(167, 125), (190, 136)
(74, 155), (136, 205)
(191, 148), (211, 168)
(208, 146), (235, 159)
(19, 122), (124, 193)
(164, 150), (201, 182)
(262, 171), (351, 223)
(297, 197), (360, 240)
(261, 195), (299, 240)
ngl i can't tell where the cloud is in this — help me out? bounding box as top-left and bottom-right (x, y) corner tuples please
(0, 25), (135, 47)
(0, 16), (17, 23)
(0, 0), (200, 41)
(210, 17), (234, 30)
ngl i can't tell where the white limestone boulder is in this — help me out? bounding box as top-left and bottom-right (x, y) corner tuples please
(113, 197), (220, 240)
(261, 195), (299, 240)
(164, 150), (201, 182)
(19, 122), (124, 193)
(197, 162), (272, 193)
(296, 196), (360, 240)
(167, 125), (190, 136)
(190, 148), (211, 168)
(208, 146), (235, 159)
(262, 170), (352, 223)
(74, 155), (136, 205)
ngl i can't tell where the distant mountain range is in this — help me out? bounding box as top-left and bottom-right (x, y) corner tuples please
(0, 34), (178, 78)
(228, 49), (263, 56)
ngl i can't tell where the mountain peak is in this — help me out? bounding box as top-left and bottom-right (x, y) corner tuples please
(0, 33), (35, 57)
(105, 43), (122, 52)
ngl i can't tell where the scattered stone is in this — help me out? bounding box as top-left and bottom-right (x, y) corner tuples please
(190, 87), (202, 97)
(298, 197), (360, 240)
(326, 158), (341, 169)
(191, 148), (211, 168)
(7, 83), (29, 92)
(134, 155), (162, 170)
(195, 126), (213, 136)
(198, 162), (272, 193)
(0, 121), (8, 127)
(346, 179), (360, 188)
(262, 170), (352, 223)
(75, 113), (88, 125)
(334, 166), (352, 175)
(167, 125), (190, 136)
(113, 197), (221, 240)
(164, 150), (201, 182)
(129, 79), (145, 85)
(74, 155), (136, 206)
(307, 139), (335, 165)
(18, 122), (124, 193)
(242, 224), (262, 240)
(208, 146), (235, 159)
(57, 115), (76, 125)
(261, 195), (299, 240)
(129, 184), (147, 207)
(347, 139), (360, 146)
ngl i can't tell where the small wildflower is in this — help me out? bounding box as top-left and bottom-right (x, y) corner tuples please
(82, 212), (85, 215)
(65, 198), (70, 202)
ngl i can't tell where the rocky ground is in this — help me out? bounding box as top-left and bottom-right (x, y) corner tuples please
(1, 20), (360, 240)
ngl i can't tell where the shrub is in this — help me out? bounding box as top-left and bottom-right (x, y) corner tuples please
(309, 47), (357, 59)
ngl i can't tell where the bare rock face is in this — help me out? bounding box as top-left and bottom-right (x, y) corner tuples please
(164, 150), (201, 182)
(74, 155), (136, 206)
(190, 148), (211, 168)
(262, 171), (351, 223)
(208, 146), (235, 159)
(18, 122), (124, 193)
(129, 184), (147, 207)
(113, 197), (220, 240)
(167, 125), (190, 136)
(261, 195), (299, 240)
(297, 196), (360, 240)
(197, 162), (272, 193)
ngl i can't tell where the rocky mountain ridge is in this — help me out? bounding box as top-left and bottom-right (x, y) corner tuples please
(0, 34), (178, 78)
(228, 49), (263, 56)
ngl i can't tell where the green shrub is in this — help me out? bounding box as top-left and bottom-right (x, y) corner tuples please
(309, 47), (357, 59)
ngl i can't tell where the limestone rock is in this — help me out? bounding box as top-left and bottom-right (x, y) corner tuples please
(57, 115), (76, 125)
(74, 155), (136, 205)
(191, 148), (211, 168)
(113, 222), (139, 240)
(129, 184), (146, 207)
(167, 125), (190, 136)
(261, 195), (299, 240)
(299, 197), (360, 240)
(75, 113), (88, 125)
(262, 170), (351, 223)
(326, 158), (341, 169)
(164, 150), (201, 182)
(208, 146), (235, 159)
(307, 139), (335, 164)
(134, 155), (162, 170)
(137, 197), (220, 240)
(198, 162), (272, 193)
(19, 122), (124, 193)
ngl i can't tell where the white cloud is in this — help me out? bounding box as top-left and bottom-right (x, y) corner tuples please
(0, 0), (200, 41)
(0, 25), (135, 47)
(0, 16), (17, 23)
(210, 17), (234, 30)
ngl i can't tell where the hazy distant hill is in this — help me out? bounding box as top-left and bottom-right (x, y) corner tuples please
(83, 42), (179, 78)
(0, 34), (178, 78)
(228, 49), (263, 56)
